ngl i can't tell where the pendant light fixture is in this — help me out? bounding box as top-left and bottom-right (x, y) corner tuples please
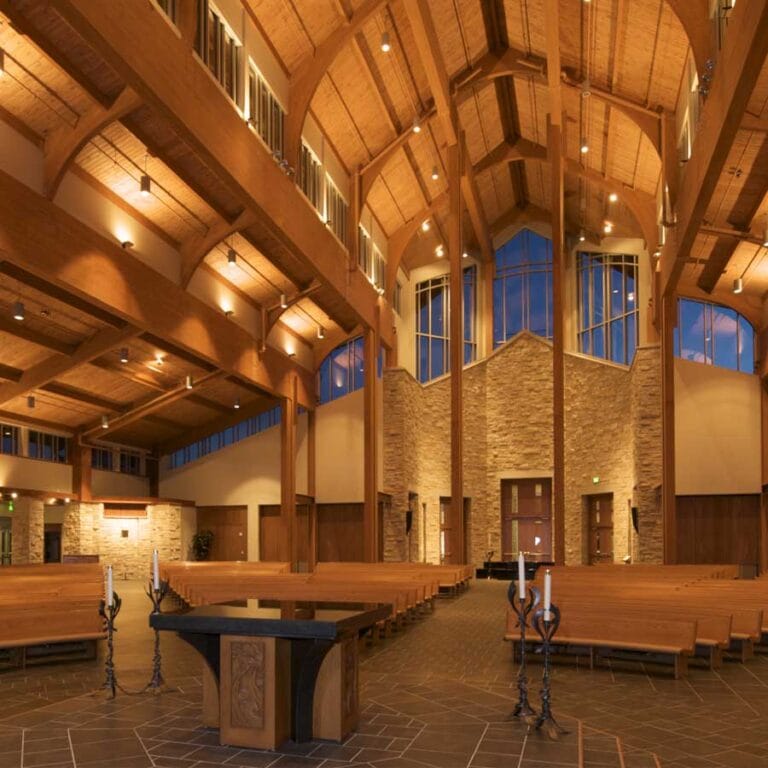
(733, 277), (743, 294)
(317, 325), (325, 340)
(101, 415), (109, 429)
(608, 192), (618, 203)
(280, 293), (288, 309)
(27, 395), (35, 409)
(431, 166), (439, 180)
(580, 140), (589, 154)
(412, 117), (421, 134)
(140, 174), (151, 197)
(421, 220), (430, 232)
(234, 398), (241, 410)
(579, 230), (586, 242)
(380, 31), (391, 52)
(12, 301), (24, 322)
(0, 49), (6, 77)
(227, 248), (237, 268)
(119, 347), (129, 364)
(185, 375), (194, 390)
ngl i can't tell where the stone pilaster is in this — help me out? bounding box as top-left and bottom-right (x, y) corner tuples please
(11, 496), (44, 564)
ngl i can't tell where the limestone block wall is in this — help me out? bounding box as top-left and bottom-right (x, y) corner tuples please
(383, 332), (664, 567)
(61, 501), (183, 579)
(630, 345), (664, 562)
(11, 497), (44, 564)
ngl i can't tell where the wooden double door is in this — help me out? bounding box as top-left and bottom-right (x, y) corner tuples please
(501, 479), (552, 562)
(197, 506), (248, 561)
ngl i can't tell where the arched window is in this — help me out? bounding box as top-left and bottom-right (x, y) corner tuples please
(674, 298), (755, 373)
(317, 336), (383, 404)
(493, 229), (552, 346)
(578, 252), (638, 365)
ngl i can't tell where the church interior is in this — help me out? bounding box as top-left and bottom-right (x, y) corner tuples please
(1, 0), (768, 766)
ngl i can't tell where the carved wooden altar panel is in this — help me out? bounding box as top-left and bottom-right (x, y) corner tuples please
(219, 635), (290, 749)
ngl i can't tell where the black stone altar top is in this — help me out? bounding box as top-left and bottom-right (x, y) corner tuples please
(150, 601), (391, 641)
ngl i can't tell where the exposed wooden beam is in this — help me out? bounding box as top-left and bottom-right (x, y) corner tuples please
(46, 0), (395, 349)
(453, 47), (545, 103)
(0, 323), (141, 408)
(666, 0), (714, 78)
(179, 208), (258, 289)
(460, 133), (493, 262)
(385, 192), (448, 294)
(472, 138), (547, 175)
(696, 235), (740, 293)
(44, 86), (142, 198)
(0, 168), (315, 405)
(402, 0), (457, 145)
(0, 410), (72, 434)
(742, 114), (768, 133)
(359, 104), (437, 202)
(81, 370), (224, 440)
(0, 316), (77, 355)
(41, 381), (127, 412)
(660, 0), (768, 296)
(263, 281), (321, 341)
(284, 0), (387, 169)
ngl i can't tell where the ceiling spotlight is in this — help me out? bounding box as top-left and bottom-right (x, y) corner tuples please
(224, 308), (234, 318)
(608, 192), (618, 203)
(155, 355), (164, 366)
(10, 492), (17, 499)
(579, 230), (586, 242)
(101, 414), (109, 429)
(140, 174), (151, 197)
(227, 248), (237, 268)
(580, 140), (589, 155)
(421, 220), (431, 232)
(12, 301), (24, 322)
(431, 166), (439, 180)
(120, 240), (134, 249)
(185, 375), (193, 390)
(603, 222), (613, 234)
(380, 31), (391, 53)
(64, 497), (70, 504)
(733, 277), (744, 294)
(581, 76), (591, 98)
(27, 395), (35, 409)
(412, 117), (421, 134)
(462, 251), (468, 259)
(234, 398), (241, 410)
(0, 49), (5, 77)
(119, 348), (129, 364)
(317, 325), (325, 340)
(435, 244), (445, 258)
(280, 293), (288, 309)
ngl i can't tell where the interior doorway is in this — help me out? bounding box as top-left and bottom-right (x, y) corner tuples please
(584, 493), (614, 564)
(44, 523), (62, 563)
(500, 478), (552, 562)
(438, 496), (470, 564)
(197, 505), (248, 561)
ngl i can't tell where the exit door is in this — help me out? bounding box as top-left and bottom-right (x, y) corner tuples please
(585, 494), (613, 564)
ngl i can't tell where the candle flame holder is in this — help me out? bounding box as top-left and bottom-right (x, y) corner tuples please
(98, 592), (121, 699)
(143, 578), (174, 694)
(531, 602), (568, 739)
(507, 580), (539, 722)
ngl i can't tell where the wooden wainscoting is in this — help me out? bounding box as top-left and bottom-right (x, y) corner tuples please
(197, 506), (248, 561)
(316, 503), (364, 562)
(676, 494), (760, 566)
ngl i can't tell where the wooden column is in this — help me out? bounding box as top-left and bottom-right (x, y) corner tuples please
(363, 323), (379, 562)
(281, 375), (298, 569)
(448, 141), (465, 565)
(482, 258), (495, 357)
(661, 292), (677, 564)
(549, 116), (566, 566)
(71, 444), (92, 501)
(349, 171), (362, 272)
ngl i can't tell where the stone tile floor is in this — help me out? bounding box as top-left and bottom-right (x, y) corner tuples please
(0, 580), (767, 767)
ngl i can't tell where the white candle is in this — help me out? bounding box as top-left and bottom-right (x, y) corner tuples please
(153, 549), (160, 590)
(518, 551), (526, 599)
(106, 565), (113, 608)
(543, 569), (552, 620)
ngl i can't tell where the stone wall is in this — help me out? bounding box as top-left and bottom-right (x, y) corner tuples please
(11, 497), (44, 564)
(62, 502), (182, 579)
(383, 332), (664, 566)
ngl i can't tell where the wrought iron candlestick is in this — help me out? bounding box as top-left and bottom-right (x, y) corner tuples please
(507, 580), (540, 721)
(531, 602), (568, 739)
(98, 591), (121, 699)
(144, 578), (171, 693)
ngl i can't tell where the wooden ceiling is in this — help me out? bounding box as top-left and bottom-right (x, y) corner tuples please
(0, 0), (766, 453)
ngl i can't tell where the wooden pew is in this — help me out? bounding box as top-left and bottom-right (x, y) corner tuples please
(0, 563), (106, 668)
(505, 607), (697, 678)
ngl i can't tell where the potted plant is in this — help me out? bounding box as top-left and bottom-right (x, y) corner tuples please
(191, 530), (214, 561)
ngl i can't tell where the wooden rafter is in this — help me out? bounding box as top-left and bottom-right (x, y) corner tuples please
(284, 0), (387, 169)
(0, 323), (141, 408)
(81, 370), (224, 440)
(44, 86), (142, 198)
(0, 316), (77, 355)
(660, 0), (768, 297)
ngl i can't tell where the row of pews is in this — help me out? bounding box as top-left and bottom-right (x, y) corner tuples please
(161, 560), (473, 637)
(0, 563), (106, 668)
(505, 564), (767, 678)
